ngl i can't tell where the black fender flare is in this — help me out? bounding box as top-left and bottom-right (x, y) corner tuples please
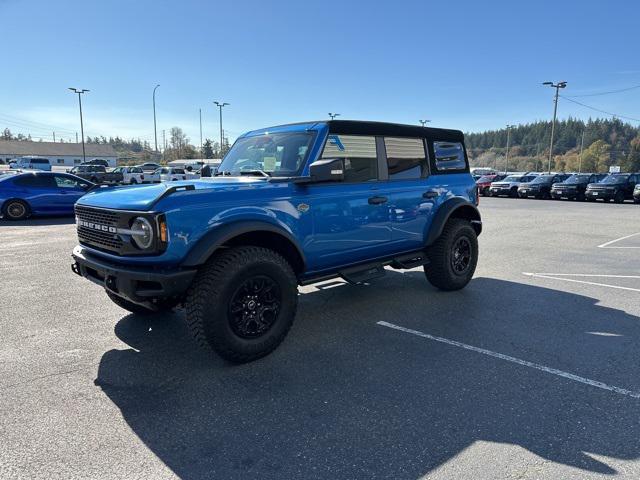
(425, 198), (482, 246)
(181, 220), (306, 269)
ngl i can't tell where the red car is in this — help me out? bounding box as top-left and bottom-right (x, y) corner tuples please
(476, 174), (506, 196)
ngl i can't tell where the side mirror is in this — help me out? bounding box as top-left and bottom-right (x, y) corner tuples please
(297, 158), (345, 184)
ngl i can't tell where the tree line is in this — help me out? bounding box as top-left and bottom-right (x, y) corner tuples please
(466, 117), (640, 173)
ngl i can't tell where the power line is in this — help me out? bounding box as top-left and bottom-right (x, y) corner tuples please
(565, 84), (640, 98)
(559, 95), (640, 123)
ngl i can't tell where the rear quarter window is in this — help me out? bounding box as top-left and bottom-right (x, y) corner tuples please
(432, 141), (467, 173)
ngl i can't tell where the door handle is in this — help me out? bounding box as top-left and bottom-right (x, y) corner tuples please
(422, 190), (439, 199)
(368, 196), (388, 205)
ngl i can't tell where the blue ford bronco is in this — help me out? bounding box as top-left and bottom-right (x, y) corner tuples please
(71, 120), (481, 362)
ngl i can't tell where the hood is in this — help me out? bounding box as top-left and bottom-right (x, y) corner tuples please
(77, 176), (266, 211)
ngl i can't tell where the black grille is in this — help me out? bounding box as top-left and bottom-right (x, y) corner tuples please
(75, 205), (123, 253)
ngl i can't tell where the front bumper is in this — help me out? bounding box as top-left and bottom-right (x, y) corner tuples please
(551, 188), (578, 199)
(586, 190), (614, 200)
(489, 187), (513, 196)
(518, 188), (541, 198)
(71, 245), (196, 305)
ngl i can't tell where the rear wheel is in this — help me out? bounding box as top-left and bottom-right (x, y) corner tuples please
(186, 246), (298, 363)
(2, 199), (30, 220)
(425, 219), (478, 291)
(130, 178), (138, 185)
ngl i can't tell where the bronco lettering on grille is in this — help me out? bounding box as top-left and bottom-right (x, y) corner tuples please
(77, 219), (117, 234)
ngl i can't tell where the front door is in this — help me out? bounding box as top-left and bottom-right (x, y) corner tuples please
(304, 134), (391, 272)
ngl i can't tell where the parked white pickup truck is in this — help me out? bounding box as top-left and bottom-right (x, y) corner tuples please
(154, 167), (199, 182)
(112, 166), (147, 184)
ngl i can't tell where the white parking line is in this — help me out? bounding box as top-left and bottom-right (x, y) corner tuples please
(377, 321), (640, 399)
(522, 272), (640, 293)
(598, 232), (640, 249)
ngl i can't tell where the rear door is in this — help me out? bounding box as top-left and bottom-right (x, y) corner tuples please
(12, 174), (59, 213)
(377, 136), (433, 251)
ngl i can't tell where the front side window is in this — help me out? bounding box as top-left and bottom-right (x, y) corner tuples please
(433, 141), (467, 171)
(219, 131), (315, 177)
(384, 137), (426, 180)
(54, 175), (82, 188)
(322, 134), (377, 182)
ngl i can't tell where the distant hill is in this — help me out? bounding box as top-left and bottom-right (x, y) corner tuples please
(465, 118), (640, 173)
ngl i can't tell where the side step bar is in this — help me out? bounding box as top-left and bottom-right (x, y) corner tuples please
(338, 251), (430, 285)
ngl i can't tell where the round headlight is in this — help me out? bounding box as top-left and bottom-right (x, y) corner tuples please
(130, 217), (154, 249)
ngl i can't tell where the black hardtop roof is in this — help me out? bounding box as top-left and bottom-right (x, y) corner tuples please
(255, 119), (465, 142)
(327, 120), (464, 141)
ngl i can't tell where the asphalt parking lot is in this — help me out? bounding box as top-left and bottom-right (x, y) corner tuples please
(1, 197), (639, 479)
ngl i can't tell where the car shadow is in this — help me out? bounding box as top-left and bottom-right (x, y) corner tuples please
(0, 216), (75, 226)
(95, 274), (640, 479)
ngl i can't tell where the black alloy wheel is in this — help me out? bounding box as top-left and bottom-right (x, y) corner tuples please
(228, 275), (282, 339)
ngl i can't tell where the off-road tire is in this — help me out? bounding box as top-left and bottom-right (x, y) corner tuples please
(106, 290), (179, 315)
(425, 219), (478, 291)
(2, 199), (30, 220)
(185, 246), (298, 363)
(614, 191), (625, 204)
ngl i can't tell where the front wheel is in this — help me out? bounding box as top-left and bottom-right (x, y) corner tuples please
(425, 219), (478, 291)
(614, 191), (625, 204)
(185, 246), (298, 363)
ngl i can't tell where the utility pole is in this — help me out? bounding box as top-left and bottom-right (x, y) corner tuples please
(328, 113), (340, 120)
(505, 124), (514, 174)
(419, 119), (431, 127)
(214, 101), (229, 156)
(52, 132), (55, 142)
(578, 129), (585, 173)
(199, 108), (203, 158)
(542, 81), (567, 173)
(69, 88), (89, 163)
(153, 84), (160, 152)
(162, 129), (166, 162)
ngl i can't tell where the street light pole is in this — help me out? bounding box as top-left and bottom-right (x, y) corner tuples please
(542, 81), (567, 173)
(199, 108), (203, 158)
(214, 101), (229, 155)
(68, 88), (89, 163)
(505, 125), (514, 174)
(153, 84), (160, 152)
(328, 113), (340, 120)
(419, 119), (431, 127)
(578, 129), (585, 173)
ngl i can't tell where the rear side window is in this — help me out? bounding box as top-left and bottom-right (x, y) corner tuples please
(174, 168), (186, 174)
(14, 175), (56, 188)
(384, 137), (426, 180)
(433, 141), (467, 172)
(322, 134), (377, 182)
(32, 159), (49, 164)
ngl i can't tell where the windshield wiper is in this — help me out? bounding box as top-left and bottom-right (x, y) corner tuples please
(238, 169), (271, 177)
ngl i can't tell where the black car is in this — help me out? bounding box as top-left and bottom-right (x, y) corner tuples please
(633, 183), (640, 204)
(585, 173), (640, 203)
(518, 173), (569, 199)
(551, 173), (607, 201)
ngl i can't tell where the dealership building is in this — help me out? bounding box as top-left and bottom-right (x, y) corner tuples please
(0, 140), (117, 167)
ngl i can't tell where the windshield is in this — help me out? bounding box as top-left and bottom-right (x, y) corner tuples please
(564, 174), (589, 184)
(601, 174), (629, 184)
(530, 175), (553, 184)
(477, 175), (496, 183)
(502, 175), (522, 182)
(218, 132), (315, 177)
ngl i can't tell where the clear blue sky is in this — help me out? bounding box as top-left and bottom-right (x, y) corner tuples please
(1, 0), (639, 145)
